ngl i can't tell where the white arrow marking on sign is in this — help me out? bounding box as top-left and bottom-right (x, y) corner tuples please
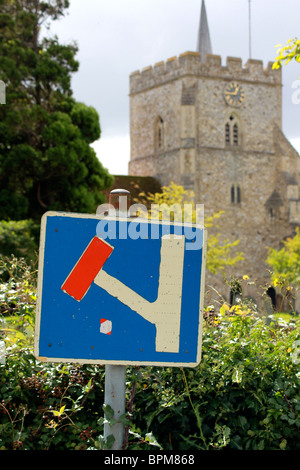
(95, 235), (185, 353)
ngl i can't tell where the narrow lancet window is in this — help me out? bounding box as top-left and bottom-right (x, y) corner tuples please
(233, 123), (239, 145)
(155, 117), (164, 151)
(237, 185), (241, 203)
(231, 185), (241, 204)
(231, 185), (235, 203)
(225, 123), (230, 145)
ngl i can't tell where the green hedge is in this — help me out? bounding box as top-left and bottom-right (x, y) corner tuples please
(0, 220), (38, 264)
(0, 256), (299, 450)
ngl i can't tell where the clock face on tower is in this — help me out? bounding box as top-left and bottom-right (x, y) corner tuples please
(224, 81), (245, 107)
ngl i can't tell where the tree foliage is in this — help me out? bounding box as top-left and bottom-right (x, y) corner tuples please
(0, 0), (113, 222)
(273, 38), (300, 70)
(267, 228), (300, 286)
(0, 219), (38, 262)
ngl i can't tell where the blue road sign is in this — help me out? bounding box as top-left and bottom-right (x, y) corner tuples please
(34, 211), (207, 367)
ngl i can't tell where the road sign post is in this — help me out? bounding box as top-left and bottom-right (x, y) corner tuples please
(103, 190), (129, 449)
(104, 361), (126, 449)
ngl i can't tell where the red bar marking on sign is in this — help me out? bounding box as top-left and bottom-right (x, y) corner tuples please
(61, 237), (113, 301)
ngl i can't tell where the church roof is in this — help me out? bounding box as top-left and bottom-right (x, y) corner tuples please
(197, 0), (212, 61)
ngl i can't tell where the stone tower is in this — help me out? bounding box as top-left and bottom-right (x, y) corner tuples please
(128, 0), (300, 307)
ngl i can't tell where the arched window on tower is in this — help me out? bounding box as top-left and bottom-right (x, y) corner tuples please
(225, 115), (241, 147)
(237, 185), (241, 203)
(155, 117), (164, 151)
(231, 185), (235, 203)
(231, 184), (241, 204)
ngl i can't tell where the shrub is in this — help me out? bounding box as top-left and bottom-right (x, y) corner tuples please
(0, 257), (299, 450)
(0, 220), (38, 264)
(129, 307), (300, 450)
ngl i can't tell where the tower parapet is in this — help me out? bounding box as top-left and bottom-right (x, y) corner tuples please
(130, 52), (281, 95)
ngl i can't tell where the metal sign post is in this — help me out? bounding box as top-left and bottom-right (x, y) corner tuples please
(103, 189), (130, 449)
(104, 363), (126, 449)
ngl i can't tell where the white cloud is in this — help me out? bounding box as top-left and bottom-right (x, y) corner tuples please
(92, 135), (130, 176)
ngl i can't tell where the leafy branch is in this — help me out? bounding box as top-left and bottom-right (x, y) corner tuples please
(273, 38), (300, 70)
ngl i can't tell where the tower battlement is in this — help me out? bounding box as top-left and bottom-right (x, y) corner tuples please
(130, 52), (281, 95)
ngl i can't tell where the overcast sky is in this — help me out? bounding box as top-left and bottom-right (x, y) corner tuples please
(49, 0), (300, 175)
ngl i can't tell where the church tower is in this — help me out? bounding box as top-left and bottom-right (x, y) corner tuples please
(128, 0), (300, 306)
